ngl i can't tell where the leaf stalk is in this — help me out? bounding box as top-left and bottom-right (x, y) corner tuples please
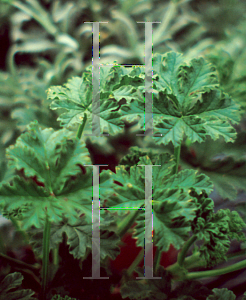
(185, 258), (246, 280)
(41, 215), (51, 300)
(173, 143), (181, 174)
(76, 113), (87, 140)
(177, 235), (197, 267)
(153, 247), (161, 273)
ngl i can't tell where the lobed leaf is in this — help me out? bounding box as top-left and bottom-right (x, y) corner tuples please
(120, 52), (241, 147)
(107, 152), (212, 251)
(0, 120), (114, 229)
(0, 272), (37, 300)
(48, 64), (144, 134)
(29, 214), (120, 261)
(191, 191), (246, 267)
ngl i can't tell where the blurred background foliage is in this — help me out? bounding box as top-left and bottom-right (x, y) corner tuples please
(1, 0), (246, 297)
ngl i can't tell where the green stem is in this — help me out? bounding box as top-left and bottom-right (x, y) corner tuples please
(52, 246), (59, 266)
(182, 251), (205, 270)
(166, 251), (203, 277)
(0, 231), (6, 254)
(153, 247), (161, 273)
(41, 215), (51, 300)
(0, 252), (41, 273)
(167, 248), (246, 281)
(226, 248), (246, 260)
(185, 258), (246, 280)
(173, 143), (181, 174)
(177, 235), (197, 267)
(76, 113), (87, 140)
(125, 248), (144, 278)
(116, 206), (143, 238)
(116, 207), (145, 279)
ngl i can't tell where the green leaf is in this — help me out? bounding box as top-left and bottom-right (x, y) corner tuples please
(162, 169), (213, 196)
(171, 279), (213, 300)
(120, 52), (241, 147)
(5, 120), (91, 192)
(48, 64), (143, 134)
(206, 288), (236, 300)
(153, 52), (219, 101)
(152, 190), (196, 251)
(107, 152), (212, 251)
(0, 272), (37, 300)
(29, 215), (120, 260)
(121, 266), (172, 300)
(0, 120), (114, 229)
(190, 191), (246, 267)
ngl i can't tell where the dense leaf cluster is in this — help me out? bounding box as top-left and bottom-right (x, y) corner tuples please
(0, 51), (245, 299)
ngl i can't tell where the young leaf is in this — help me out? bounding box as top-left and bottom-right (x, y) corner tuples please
(191, 191), (246, 267)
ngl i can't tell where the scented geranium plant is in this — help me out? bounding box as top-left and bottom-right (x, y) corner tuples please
(0, 51), (246, 300)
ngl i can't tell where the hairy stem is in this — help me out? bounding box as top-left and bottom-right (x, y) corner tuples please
(41, 215), (51, 300)
(76, 113), (87, 140)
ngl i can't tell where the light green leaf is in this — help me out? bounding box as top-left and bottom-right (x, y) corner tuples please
(162, 169), (213, 196)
